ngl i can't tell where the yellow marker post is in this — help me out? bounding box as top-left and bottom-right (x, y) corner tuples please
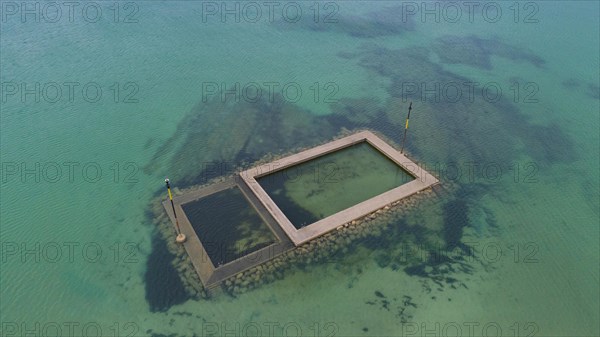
(165, 178), (186, 244)
(401, 102), (412, 154)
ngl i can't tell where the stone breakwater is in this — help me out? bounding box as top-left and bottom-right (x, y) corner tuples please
(150, 197), (208, 299)
(220, 186), (442, 296)
(148, 129), (447, 298)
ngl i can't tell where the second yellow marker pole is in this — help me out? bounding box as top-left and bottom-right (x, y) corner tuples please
(401, 102), (412, 154)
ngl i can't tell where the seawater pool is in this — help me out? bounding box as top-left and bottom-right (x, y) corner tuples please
(257, 141), (415, 229)
(181, 186), (276, 265)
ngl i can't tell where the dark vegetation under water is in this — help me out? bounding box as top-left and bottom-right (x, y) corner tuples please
(274, 4), (416, 38)
(145, 231), (190, 312)
(142, 6), (578, 313)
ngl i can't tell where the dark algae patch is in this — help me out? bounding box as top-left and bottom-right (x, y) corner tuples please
(274, 5), (415, 38)
(144, 93), (338, 187)
(144, 231), (190, 312)
(366, 291), (418, 323)
(442, 199), (469, 251)
(562, 79), (599, 100)
(342, 41), (577, 167)
(432, 35), (546, 70)
(586, 83), (600, 100)
(521, 122), (576, 164)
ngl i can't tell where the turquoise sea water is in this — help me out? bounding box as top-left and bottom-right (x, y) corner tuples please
(1, 1), (598, 336)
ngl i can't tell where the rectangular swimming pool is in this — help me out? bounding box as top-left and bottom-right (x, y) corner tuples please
(241, 131), (439, 245)
(257, 141), (415, 229)
(181, 186), (277, 266)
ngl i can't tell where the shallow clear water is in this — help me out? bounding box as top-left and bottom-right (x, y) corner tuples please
(1, 1), (598, 336)
(258, 141), (414, 228)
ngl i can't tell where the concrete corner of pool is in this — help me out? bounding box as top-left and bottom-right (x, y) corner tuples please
(162, 130), (439, 288)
